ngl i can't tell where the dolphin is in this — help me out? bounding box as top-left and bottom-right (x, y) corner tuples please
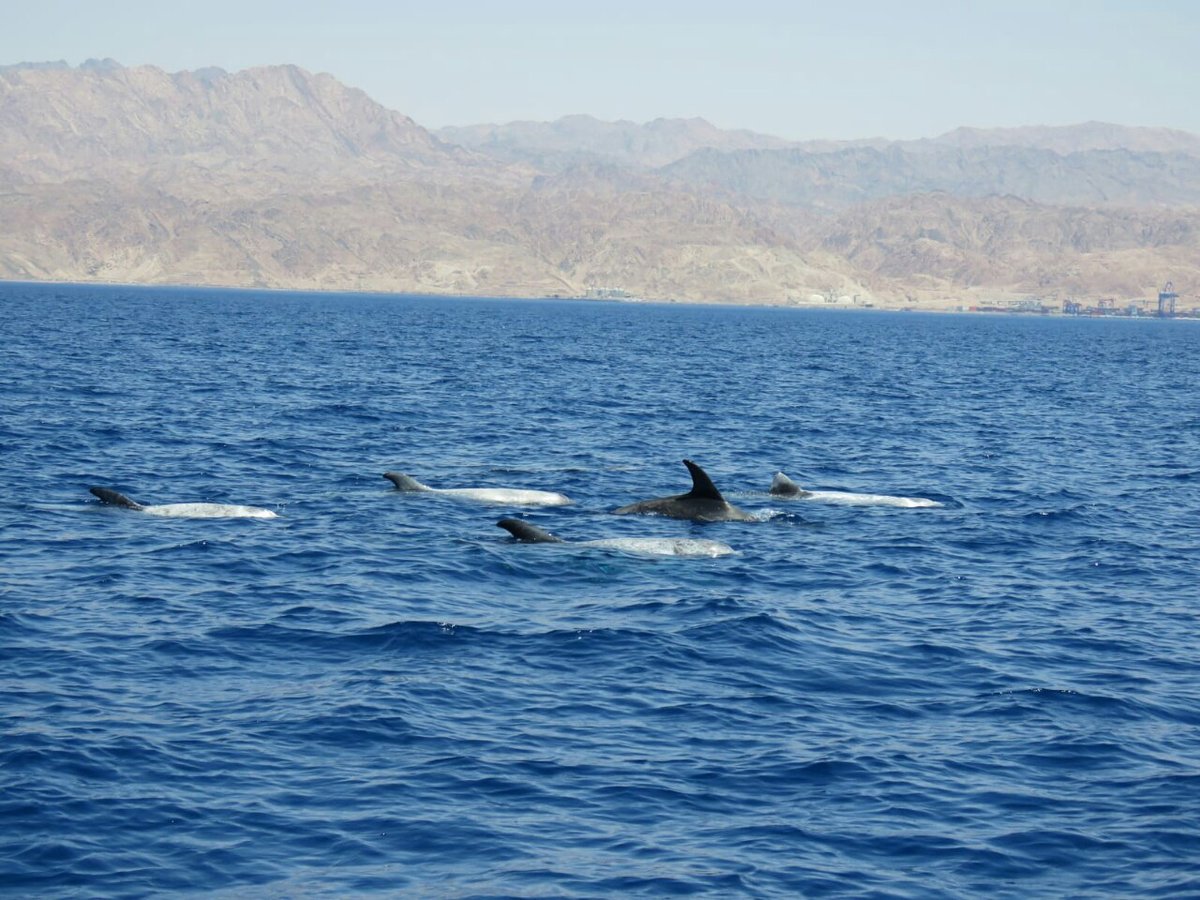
(383, 471), (571, 507)
(611, 459), (755, 522)
(769, 472), (943, 508)
(89, 486), (278, 519)
(497, 518), (735, 558)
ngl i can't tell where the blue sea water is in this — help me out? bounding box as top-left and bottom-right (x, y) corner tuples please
(2, 281), (1198, 898)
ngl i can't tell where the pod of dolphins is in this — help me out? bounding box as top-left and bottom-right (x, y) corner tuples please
(88, 459), (943, 559)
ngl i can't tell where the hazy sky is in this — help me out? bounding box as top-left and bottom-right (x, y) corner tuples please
(4, 0), (1198, 140)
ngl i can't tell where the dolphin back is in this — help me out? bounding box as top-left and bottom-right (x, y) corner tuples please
(383, 472), (430, 492)
(496, 518), (564, 543)
(613, 459), (754, 521)
(769, 472), (811, 497)
(89, 486), (145, 510)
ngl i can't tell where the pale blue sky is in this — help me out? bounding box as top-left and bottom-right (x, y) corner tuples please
(4, 0), (1197, 139)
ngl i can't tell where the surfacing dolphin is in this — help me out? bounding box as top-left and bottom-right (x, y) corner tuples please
(497, 518), (735, 559)
(383, 471), (571, 507)
(769, 472), (943, 508)
(611, 459), (755, 522)
(89, 486), (278, 519)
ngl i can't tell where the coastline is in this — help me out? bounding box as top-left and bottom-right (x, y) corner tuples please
(2, 276), (1194, 319)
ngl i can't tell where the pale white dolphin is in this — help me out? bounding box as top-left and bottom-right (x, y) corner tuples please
(497, 518), (734, 558)
(769, 472), (943, 508)
(89, 486), (278, 519)
(383, 471), (571, 507)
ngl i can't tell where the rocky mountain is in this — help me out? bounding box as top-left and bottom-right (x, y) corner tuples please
(798, 193), (1200, 302)
(1, 61), (1198, 307)
(661, 145), (1200, 210)
(0, 58), (490, 191)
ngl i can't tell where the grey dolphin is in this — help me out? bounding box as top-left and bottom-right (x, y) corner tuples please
(611, 459), (755, 522)
(769, 472), (942, 508)
(89, 486), (278, 519)
(497, 517), (735, 558)
(382, 471), (571, 506)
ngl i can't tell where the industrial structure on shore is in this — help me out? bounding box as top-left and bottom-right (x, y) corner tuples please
(969, 283), (1194, 318)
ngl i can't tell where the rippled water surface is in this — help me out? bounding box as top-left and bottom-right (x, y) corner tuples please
(2, 283), (1198, 897)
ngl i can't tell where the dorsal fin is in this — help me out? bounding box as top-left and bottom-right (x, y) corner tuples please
(681, 459), (724, 501)
(769, 472), (810, 497)
(383, 472), (429, 492)
(497, 518), (564, 543)
(89, 486), (144, 510)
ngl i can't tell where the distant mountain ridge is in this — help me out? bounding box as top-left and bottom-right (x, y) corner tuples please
(1, 60), (1198, 306)
(922, 121), (1200, 155)
(440, 114), (1200, 175)
(438, 114), (800, 169)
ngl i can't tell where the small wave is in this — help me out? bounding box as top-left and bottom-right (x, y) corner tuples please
(207, 620), (478, 657)
(1019, 505), (1094, 523)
